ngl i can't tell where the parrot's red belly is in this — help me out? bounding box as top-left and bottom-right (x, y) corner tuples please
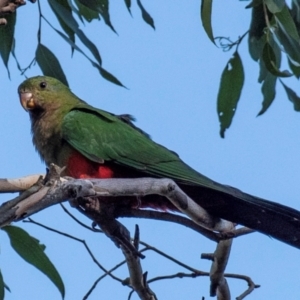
(67, 151), (114, 179)
(66, 150), (175, 211)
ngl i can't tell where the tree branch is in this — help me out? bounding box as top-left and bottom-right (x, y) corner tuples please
(0, 167), (255, 299)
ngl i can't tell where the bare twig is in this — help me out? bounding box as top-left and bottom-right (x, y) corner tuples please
(121, 225), (157, 300)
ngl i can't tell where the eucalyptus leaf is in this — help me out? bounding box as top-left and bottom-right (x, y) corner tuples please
(201, 0), (214, 44)
(49, 0), (102, 65)
(258, 72), (277, 115)
(0, 13), (16, 77)
(217, 51), (244, 137)
(48, 24), (125, 87)
(2, 226), (65, 299)
(262, 42), (292, 77)
(137, 0), (155, 29)
(36, 43), (69, 86)
(99, 67), (126, 87)
(272, 24), (300, 66)
(264, 0), (285, 13)
(275, 5), (300, 42)
(48, 0), (75, 46)
(281, 80), (300, 111)
(288, 58), (300, 78)
(124, 0), (131, 13)
(248, 3), (266, 61)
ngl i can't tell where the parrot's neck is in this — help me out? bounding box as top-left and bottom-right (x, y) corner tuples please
(29, 107), (72, 168)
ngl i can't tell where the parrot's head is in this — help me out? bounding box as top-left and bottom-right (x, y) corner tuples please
(18, 76), (73, 115)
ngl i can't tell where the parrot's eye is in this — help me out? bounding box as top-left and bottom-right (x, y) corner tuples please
(40, 82), (47, 89)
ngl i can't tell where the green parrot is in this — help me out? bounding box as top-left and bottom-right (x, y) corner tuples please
(18, 76), (300, 249)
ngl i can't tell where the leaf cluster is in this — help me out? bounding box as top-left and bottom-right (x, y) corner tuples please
(0, 0), (154, 86)
(201, 0), (300, 137)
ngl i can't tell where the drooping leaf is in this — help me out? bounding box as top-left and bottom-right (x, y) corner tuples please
(2, 226), (65, 299)
(137, 0), (155, 29)
(74, 0), (99, 21)
(262, 42), (292, 77)
(49, 0), (102, 65)
(46, 22), (125, 87)
(94, 0), (117, 33)
(248, 3), (267, 61)
(281, 80), (300, 111)
(275, 5), (300, 42)
(288, 58), (300, 78)
(258, 35), (280, 115)
(264, 0), (285, 13)
(0, 270), (4, 300)
(48, 0), (75, 46)
(258, 72), (277, 115)
(124, 0), (132, 14)
(76, 0), (116, 32)
(258, 53), (268, 83)
(272, 23), (300, 66)
(0, 13), (16, 77)
(201, 0), (214, 44)
(36, 43), (69, 86)
(217, 51), (244, 138)
(99, 66), (126, 87)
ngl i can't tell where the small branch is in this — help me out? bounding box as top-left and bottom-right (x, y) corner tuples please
(23, 218), (124, 283)
(121, 225), (157, 300)
(202, 223), (234, 300)
(119, 209), (220, 242)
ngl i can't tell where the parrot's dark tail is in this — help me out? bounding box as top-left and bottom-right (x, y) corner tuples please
(183, 184), (300, 249)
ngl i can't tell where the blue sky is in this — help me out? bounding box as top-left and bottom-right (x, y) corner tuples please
(1, 0), (300, 299)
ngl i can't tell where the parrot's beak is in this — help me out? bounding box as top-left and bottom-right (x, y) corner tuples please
(19, 92), (35, 111)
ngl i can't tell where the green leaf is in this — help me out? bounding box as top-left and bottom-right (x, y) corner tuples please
(258, 35), (280, 115)
(275, 5), (300, 42)
(49, 0), (102, 65)
(76, 0), (117, 32)
(124, 0), (131, 13)
(36, 43), (69, 86)
(74, 0), (99, 22)
(264, 0), (285, 13)
(94, 0), (117, 33)
(262, 42), (292, 77)
(217, 51), (244, 138)
(137, 0), (155, 29)
(288, 58), (300, 78)
(272, 23), (300, 65)
(45, 22), (125, 87)
(48, 0), (75, 47)
(2, 226), (65, 298)
(258, 52), (268, 83)
(281, 80), (300, 111)
(258, 72), (277, 115)
(0, 270), (4, 300)
(201, 0), (214, 44)
(99, 66), (126, 87)
(248, 3), (266, 61)
(0, 13), (16, 77)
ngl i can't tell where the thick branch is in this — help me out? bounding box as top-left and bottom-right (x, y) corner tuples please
(0, 171), (247, 300)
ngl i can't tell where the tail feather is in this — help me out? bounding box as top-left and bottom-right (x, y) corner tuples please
(182, 184), (300, 249)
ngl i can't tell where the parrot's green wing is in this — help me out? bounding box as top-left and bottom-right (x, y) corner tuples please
(61, 107), (224, 191)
